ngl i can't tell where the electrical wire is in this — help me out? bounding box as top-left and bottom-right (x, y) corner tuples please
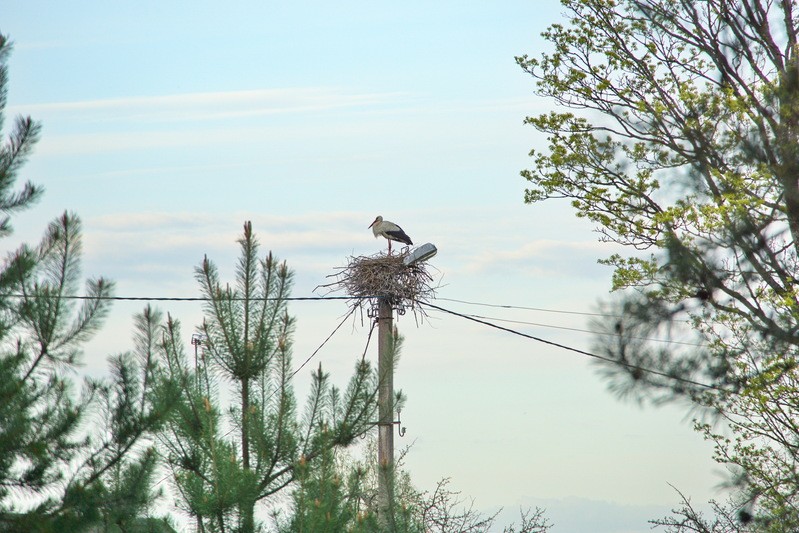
(260, 307), (376, 408)
(436, 296), (621, 318)
(287, 307), (357, 382)
(436, 310), (705, 347)
(422, 301), (731, 394)
(2, 291), (703, 347)
(1, 290), (713, 353)
(0, 294), (356, 302)
(223, 306), (361, 439)
(358, 315), (378, 362)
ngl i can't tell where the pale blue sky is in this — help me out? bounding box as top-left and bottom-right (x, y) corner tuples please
(5, 2), (722, 531)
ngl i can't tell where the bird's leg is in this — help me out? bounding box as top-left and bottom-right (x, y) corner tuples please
(388, 240), (392, 255)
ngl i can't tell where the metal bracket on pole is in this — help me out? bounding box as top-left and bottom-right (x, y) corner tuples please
(369, 300), (406, 317)
(396, 409), (406, 437)
(368, 302), (380, 319)
(371, 409), (407, 437)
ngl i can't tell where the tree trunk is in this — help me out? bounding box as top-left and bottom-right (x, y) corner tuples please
(241, 377), (254, 533)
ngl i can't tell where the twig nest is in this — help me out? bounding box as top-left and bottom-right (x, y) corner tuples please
(318, 251), (437, 315)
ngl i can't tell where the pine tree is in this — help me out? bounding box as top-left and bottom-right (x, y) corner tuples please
(284, 442), (423, 533)
(279, 333), (417, 533)
(158, 221), (378, 533)
(284, 446), (362, 532)
(280, 437), (552, 533)
(0, 154), (177, 532)
(82, 306), (180, 533)
(0, 33), (178, 532)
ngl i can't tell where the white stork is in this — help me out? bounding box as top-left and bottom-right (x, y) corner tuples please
(369, 215), (413, 254)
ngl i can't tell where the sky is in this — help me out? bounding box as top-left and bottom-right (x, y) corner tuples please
(4, 2), (724, 531)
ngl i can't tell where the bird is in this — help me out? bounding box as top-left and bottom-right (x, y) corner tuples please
(368, 215), (412, 254)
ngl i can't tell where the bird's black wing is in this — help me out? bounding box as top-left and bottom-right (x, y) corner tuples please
(385, 229), (412, 245)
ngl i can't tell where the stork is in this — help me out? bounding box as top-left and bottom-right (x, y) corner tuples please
(369, 215), (412, 254)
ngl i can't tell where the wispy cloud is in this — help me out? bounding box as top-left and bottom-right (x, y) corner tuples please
(80, 210), (383, 295)
(81, 209), (614, 295)
(11, 86), (543, 159)
(16, 87), (424, 156)
(10, 88), (414, 123)
(462, 239), (614, 278)
(84, 211), (373, 261)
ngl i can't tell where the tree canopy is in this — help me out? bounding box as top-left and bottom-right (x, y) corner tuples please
(519, 0), (799, 527)
(0, 34), (179, 532)
(157, 222), (379, 533)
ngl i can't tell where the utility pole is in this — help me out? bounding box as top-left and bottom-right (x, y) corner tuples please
(352, 242), (435, 530)
(377, 296), (395, 531)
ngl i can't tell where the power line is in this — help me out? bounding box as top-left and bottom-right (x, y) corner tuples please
(0, 291), (698, 347)
(437, 296), (621, 318)
(1, 292), (697, 347)
(1, 292), (624, 323)
(224, 307), (362, 439)
(0, 290), (645, 327)
(287, 307), (357, 381)
(0, 293), (356, 302)
(0, 291), (619, 318)
(439, 311), (705, 347)
(422, 301), (730, 394)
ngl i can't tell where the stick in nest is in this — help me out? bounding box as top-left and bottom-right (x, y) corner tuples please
(316, 252), (437, 317)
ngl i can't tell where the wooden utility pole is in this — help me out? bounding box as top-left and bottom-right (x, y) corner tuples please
(377, 297), (395, 531)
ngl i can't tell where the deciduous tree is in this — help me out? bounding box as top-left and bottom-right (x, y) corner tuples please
(519, 0), (799, 526)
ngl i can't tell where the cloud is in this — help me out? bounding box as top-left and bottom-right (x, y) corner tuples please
(82, 207), (612, 275)
(82, 211), (376, 270)
(78, 209), (615, 304)
(87, 210), (366, 242)
(462, 239), (613, 278)
(10, 86), (544, 158)
(9, 87), (413, 123)
(11, 89), (546, 124)
(20, 87), (422, 156)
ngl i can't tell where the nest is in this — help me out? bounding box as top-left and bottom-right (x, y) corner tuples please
(317, 251), (437, 319)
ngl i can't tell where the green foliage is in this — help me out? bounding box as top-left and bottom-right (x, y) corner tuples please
(520, 0), (799, 526)
(283, 447), (426, 533)
(0, 33), (178, 532)
(283, 447), (369, 533)
(0, 227), (179, 532)
(276, 331), (419, 533)
(278, 437), (551, 533)
(159, 222), (379, 533)
(0, 36), (43, 239)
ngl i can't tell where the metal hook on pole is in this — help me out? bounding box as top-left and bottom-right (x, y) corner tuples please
(367, 302), (380, 319)
(396, 409), (406, 437)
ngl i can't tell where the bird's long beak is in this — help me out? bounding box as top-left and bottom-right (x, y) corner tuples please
(368, 219), (377, 228)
